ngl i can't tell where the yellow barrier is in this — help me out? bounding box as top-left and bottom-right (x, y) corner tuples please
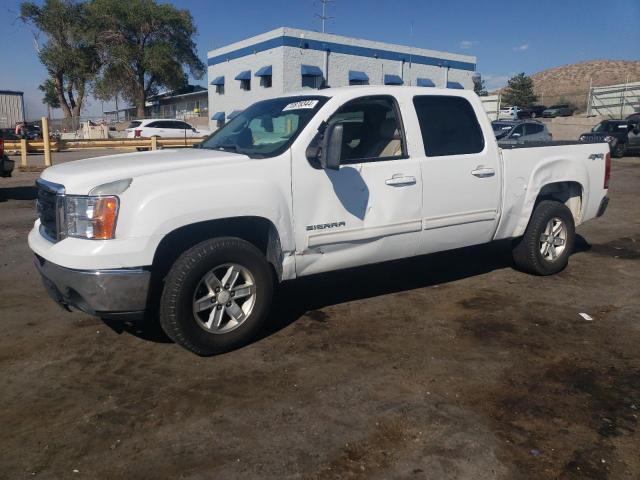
(6, 128), (204, 170)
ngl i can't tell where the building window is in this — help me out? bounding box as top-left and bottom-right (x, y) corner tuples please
(260, 76), (272, 88)
(240, 79), (251, 91)
(216, 85), (224, 95)
(302, 75), (322, 89)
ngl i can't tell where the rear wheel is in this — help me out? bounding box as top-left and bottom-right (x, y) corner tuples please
(512, 200), (575, 275)
(160, 237), (274, 355)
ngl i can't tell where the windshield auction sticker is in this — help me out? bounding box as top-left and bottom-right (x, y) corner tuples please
(283, 100), (319, 111)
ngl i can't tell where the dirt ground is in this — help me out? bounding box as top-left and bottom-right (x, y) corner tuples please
(1, 152), (639, 479)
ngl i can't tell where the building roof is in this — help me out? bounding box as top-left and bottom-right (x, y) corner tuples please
(207, 27), (476, 72)
(0, 90), (24, 96)
(147, 85), (207, 101)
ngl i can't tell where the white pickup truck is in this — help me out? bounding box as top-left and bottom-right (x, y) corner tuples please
(29, 86), (610, 355)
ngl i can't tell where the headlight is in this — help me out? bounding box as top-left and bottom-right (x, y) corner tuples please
(579, 135), (586, 141)
(63, 196), (119, 240)
(603, 136), (615, 143)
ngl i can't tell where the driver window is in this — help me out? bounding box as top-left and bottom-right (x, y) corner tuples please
(326, 96), (406, 163)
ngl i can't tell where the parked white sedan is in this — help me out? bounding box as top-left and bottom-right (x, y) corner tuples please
(126, 119), (211, 138)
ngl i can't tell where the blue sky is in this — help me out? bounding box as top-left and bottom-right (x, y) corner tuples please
(1, 0), (638, 119)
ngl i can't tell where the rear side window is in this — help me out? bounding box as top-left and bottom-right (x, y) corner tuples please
(525, 124), (544, 135)
(413, 96), (484, 156)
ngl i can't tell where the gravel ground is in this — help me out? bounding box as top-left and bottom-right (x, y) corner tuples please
(1, 152), (639, 479)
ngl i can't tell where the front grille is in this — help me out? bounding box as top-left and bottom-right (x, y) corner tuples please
(36, 179), (64, 241)
(581, 134), (605, 143)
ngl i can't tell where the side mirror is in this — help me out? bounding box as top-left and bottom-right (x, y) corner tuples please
(192, 128), (197, 132)
(319, 123), (343, 170)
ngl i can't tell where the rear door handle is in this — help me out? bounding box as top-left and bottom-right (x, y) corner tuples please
(385, 175), (416, 186)
(471, 167), (495, 178)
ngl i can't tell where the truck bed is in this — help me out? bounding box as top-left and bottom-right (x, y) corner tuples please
(494, 142), (610, 241)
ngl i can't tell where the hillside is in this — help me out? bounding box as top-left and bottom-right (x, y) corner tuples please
(497, 60), (640, 110)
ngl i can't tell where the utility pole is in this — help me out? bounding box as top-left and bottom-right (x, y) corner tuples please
(315, 0), (334, 33)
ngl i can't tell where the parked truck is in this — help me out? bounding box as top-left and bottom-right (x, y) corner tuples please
(29, 86), (611, 355)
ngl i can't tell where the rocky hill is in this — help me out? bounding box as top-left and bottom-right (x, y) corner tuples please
(497, 60), (640, 110)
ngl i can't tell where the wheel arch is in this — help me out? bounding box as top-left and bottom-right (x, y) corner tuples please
(146, 216), (285, 314)
(535, 180), (584, 224)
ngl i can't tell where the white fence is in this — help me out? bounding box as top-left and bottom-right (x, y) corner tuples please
(588, 81), (640, 118)
(481, 94), (501, 121)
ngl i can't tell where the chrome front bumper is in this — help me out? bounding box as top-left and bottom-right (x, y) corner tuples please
(34, 255), (151, 317)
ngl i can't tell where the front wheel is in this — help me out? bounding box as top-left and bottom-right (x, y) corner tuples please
(612, 142), (626, 158)
(512, 200), (575, 275)
(160, 237), (274, 355)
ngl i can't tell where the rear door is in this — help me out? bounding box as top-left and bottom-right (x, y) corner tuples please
(412, 95), (502, 254)
(144, 121), (164, 137)
(291, 95), (423, 276)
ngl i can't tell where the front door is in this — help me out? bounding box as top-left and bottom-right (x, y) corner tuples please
(291, 95), (423, 277)
(412, 94), (502, 254)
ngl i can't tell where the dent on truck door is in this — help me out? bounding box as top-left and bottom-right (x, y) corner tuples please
(413, 95), (501, 254)
(291, 95), (423, 276)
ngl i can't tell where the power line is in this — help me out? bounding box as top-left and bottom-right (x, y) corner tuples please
(314, 0), (335, 33)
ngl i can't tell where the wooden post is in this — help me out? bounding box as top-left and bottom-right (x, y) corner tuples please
(151, 135), (158, 150)
(42, 116), (52, 166)
(20, 139), (28, 168)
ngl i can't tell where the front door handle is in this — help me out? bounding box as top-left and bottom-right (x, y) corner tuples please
(471, 167), (495, 178)
(385, 175), (416, 186)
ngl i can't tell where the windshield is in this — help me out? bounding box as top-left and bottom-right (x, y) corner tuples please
(592, 122), (627, 133)
(200, 96), (329, 158)
(127, 121), (142, 129)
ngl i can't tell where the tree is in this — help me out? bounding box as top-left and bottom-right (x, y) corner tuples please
(501, 73), (537, 107)
(89, 0), (205, 118)
(21, 0), (100, 119)
(39, 78), (61, 109)
(473, 76), (488, 96)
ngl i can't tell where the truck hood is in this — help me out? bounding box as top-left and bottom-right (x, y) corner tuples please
(40, 148), (250, 193)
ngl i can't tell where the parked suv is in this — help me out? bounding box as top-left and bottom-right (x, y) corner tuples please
(517, 105), (547, 119)
(542, 104), (575, 118)
(492, 120), (552, 144)
(125, 119), (211, 138)
(579, 119), (640, 158)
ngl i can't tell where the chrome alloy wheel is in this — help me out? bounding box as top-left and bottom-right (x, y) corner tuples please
(539, 217), (567, 261)
(192, 263), (256, 334)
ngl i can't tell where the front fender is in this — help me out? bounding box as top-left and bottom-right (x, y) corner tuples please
(115, 160), (295, 255)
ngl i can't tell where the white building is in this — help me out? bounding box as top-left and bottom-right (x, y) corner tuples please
(207, 27), (476, 129)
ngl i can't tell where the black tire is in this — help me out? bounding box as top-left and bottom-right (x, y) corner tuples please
(159, 237), (274, 356)
(612, 142), (626, 158)
(512, 200), (575, 275)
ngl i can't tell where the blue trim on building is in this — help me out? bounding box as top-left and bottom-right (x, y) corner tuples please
(447, 81), (464, 89)
(417, 78), (435, 87)
(211, 111), (225, 121)
(349, 70), (369, 82)
(255, 65), (272, 76)
(384, 74), (403, 85)
(235, 70), (251, 81)
(208, 35), (475, 71)
(301, 64), (323, 76)
(210, 76), (225, 85)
